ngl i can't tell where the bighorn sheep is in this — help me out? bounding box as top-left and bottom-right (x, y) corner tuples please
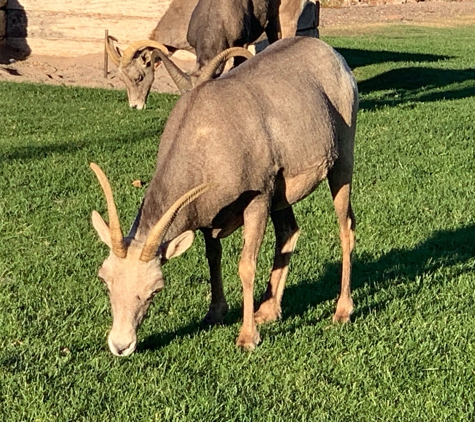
(105, 0), (198, 109)
(186, 0), (281, 76)
(91, 37), (358, 356)
(106, 36), (253, 108)
(105, 0), (252, 109)
(107, 0), (317, 109)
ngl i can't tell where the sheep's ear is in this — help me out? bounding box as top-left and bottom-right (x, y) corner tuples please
(159, 230), (194, 261)
(149, 50), (163, 68)
(140, 50), (154, 68)
(92, 210), (112, 249)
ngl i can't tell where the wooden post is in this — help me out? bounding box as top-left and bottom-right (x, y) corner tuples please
(104, 29), (109, 78)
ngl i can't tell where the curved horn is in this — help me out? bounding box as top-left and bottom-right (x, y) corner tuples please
(196, 47), (254, 86)
(90, 163), (127, 259)
(153, 49), (193, 94)
(140, 183), (211, 262)
(121, 40), (169, 67)
(105, 35), (122, 67)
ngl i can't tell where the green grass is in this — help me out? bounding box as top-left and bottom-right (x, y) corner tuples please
(1, 25), (475, 420)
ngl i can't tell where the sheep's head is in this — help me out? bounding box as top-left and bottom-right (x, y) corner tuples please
(106, 37), (170, 109)
(106, 36), (254, 107)
(90, 163), (210, 356)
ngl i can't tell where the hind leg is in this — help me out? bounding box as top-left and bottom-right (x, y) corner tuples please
(328, 166), (356, 323)
(202, 229), (229, 325)
(254, 206), (300, 324)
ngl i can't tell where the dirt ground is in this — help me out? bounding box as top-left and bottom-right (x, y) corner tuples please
(1, 1), (475, 95)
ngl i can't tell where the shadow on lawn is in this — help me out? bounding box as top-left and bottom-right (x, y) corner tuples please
(358, 67), (475, 111)
(334, 48), (475, 111)
(336, 48), (450, 70)
(0, 127), (162, 162)
(139, 224), (475, 351)
(283, 223), (475, 321)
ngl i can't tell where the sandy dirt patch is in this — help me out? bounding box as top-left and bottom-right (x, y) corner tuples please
(1, 1), (475, 95)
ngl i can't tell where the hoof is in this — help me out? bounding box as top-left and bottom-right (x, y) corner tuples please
(332, 312), (352, 323)
(202, 302), (229, 325)
(254, 299), (281, 325)
(333, 298), (353, 323)
(236, 330), (261, 351)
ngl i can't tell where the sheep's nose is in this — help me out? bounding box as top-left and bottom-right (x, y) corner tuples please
(129, 103), (145, 110)
(108, 337), (137, 357)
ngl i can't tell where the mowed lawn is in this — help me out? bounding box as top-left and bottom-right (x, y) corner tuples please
(1, 24), (475, 421)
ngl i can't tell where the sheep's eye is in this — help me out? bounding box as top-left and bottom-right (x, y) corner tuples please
(135, 75), (143, 84)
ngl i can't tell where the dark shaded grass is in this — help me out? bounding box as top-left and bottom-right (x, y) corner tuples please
(329, 26), (475, 110)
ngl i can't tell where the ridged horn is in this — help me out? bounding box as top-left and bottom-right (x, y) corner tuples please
(196, 47), (254, 86)
(139, 184), (211, 262)
(90, 163), (127, 259)
(105, 35), (122, 67)
(153, 49), (193, 94)
(121, 40), (169, 67)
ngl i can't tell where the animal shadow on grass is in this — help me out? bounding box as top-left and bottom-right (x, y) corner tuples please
(139, 224), (475, 351)
(336, 48), (449, 70)
(335, 48), (475, 110)
(358, 67), (475, 111)
(0, 128), (161, 162)
(283, 223), (475, 322)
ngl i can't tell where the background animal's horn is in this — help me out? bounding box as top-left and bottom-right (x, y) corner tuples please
(140, 184), (211, 262)
(196, 47), (254, 86)
(153, 49), (193, 94)
(90, 163), (127, 259)
(105, 35), (122, 67)
(121, 40), (169, 67)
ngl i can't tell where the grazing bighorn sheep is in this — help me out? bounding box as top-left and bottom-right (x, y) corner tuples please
(107, 0), (316, 108)
(105, 0), (198, 109)
(105, 0), (252, 108)
(91, 37), (358, 356)
(106, 36), (253, 108)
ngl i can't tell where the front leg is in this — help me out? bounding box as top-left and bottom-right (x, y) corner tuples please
(202, 229), (228, 325)
(236, 200), (268, 350)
